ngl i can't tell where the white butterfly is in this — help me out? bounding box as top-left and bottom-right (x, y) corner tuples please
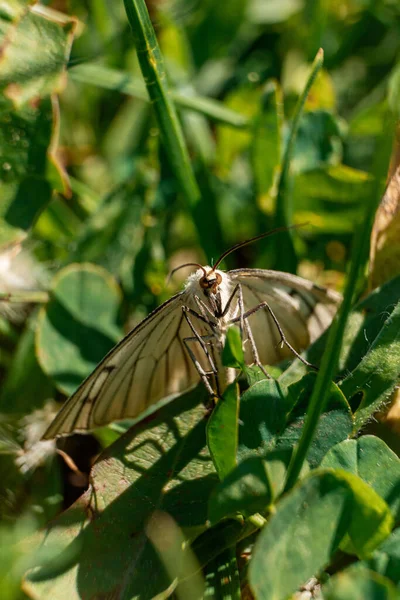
(43, 234), (341, 438)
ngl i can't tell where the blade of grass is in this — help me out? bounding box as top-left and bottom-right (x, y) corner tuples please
(122, 0), (231, 258)
(274, 49), (324, 273)
(68, 64), (249, 129)
(283, 116), (393, 494)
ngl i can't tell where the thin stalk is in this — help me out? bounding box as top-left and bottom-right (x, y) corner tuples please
(275, 49), (324, 273)
(0, 291), (49, 303)
(69, 64), (249, 129)
(283, 120), (393, 494)
(123, 0), (223, 258)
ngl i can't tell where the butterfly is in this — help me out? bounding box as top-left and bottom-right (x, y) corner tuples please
(43, 231), (341, 438)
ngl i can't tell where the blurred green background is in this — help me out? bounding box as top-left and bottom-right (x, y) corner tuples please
(0, 0), (400, 596)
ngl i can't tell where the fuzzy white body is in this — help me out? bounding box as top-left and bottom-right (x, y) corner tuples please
(185, 267), (239, 390)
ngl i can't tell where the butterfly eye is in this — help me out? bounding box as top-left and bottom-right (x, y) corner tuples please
(199, 276), (211, 289)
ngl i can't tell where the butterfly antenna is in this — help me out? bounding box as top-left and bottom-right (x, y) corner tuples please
(167, 263), (207, 284)
(212, 223), (308, 270)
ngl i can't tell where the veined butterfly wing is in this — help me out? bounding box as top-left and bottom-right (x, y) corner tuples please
(42, 289), (215, 439)
(229, 269), (341, 365)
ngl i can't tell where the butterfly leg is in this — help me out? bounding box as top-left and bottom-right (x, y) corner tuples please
(182, 307), (220, 398)
(235, 285), (271, 379)
(232, 300), (316, 369)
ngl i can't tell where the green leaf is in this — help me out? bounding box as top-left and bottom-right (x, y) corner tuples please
(339, 301), (400, 431)
(321, 436), (400, 521)
(0, 312), (53, 415)
(207, 383), (239, 480)
(334, 469), (393, 559)
(363, 529), (400, 586)
(70, 176), (148, 296)
(0, 516), (42, 600)
(189, 0), (248, 67)
(0, 97), (61, 244)
(0, 3), (76, 106)
(248, 470), (353, 600)
(217, 83), (262, 174)
(222, 326), (245, 368)
(36, 264), (122, 395)
(237, 379), (288, 461)
(123, 0), (221, 259)
(249, 468), (393, 599)
(69, 63), (249, 128)
(208, 456), (273, 523)
(279, 373), (353, 466)
(323, 564), (399, 600)
(292, 164), (372, 233)
(251, 80), (282, 213)
(25, 388), (217, 599)
(209, 447), (308, 525)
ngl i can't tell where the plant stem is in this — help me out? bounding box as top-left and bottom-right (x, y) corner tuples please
(0, 291), (49, 303)
(123, 0), (224, 258)
(283, 115), (393, 494)
(275, 49), (324, 273)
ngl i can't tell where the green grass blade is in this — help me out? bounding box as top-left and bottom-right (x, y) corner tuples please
(122, 0), (227, 258)
(68, 63), (249, 129)
(283, 118), (393, 494)
(274, 49), (324, 273)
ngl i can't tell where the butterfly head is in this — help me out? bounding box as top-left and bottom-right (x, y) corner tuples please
(199, 269), (222, 295)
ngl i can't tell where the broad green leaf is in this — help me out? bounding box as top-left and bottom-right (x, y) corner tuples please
(189, 0), (248, 67)
(363, 528), (400, 586)
(36, 264), (122, 395)
(292, 164), (372, 233)
(222, 326), (245, 368)
(249, 470), (353, 600)
(321, 436), (400, 521)
(0, 97), (63, 244)
(0, 3), (77, 106)
(340, 301), (400, 431)
(216, 84), (262, 174)
(334, 469), (393, 559)
(349, 100), (388, 136)
(208, 456), (273, 523)
(278, 373), (353, 467)
(0, 313), (53, 415)
(237, 379), (287, 461)
(207, 383), (239, 480)
(70, 176), (148, 296)
(251, 81), (282, 214)
(249, 468), (393, 599)
(25, 388), (217, 599)
(0, 516), (42, 600)
(209, 448), (308, 524)
(323, 564), (399, 600)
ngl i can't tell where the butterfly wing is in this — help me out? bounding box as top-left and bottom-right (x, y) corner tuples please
(43, 290), (214, 438)
(229, 269), (341, 365)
